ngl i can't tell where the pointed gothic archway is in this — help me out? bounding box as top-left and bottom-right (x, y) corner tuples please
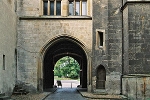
(38, 36), (88, 91)
(96, 65), (106, 89)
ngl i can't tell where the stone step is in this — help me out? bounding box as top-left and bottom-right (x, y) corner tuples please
(12, 92), (22, 95)
(13, 87), (22, 90)
(5, 99), (14, 100)
(0, 93), (5, 97)
(12, 91), (28, 95)
(0, 96), (10, 100)
(0, 99), (14, 100)
(15, 89), (26, 92)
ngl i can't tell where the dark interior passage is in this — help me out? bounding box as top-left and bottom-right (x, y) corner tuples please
(43, 37), (87, 90)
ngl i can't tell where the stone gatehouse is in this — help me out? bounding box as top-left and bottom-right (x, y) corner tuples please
(1, 0), (150, 99)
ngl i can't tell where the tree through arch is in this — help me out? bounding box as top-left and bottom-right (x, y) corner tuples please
(54, 56), (80, 79)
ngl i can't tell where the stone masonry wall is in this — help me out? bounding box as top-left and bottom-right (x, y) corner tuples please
(0, 0), (17, 96)
(17, 19), (92, 91)
(16, 0), (92, 17)
(123, 75), (150, 100)
(92, 0), (109, 93)
(122, 2), (150, 100)
(92, 0), (122, 94)
(123, 3), (150, 74)
(17, 0), (40, 16)
(107, 0), (122, 94)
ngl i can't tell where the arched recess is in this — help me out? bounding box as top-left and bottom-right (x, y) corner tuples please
(38, 36), (88, 91)
(96, 65), (106, 89)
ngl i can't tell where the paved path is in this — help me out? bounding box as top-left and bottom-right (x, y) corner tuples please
(54, 80), (80, 88)
(44, 88), (87, 100)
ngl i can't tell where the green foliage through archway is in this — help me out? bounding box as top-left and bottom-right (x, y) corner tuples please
(54, 56), (80, 79)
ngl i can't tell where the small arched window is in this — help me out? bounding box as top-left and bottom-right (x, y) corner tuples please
(96, 65), (106, 89)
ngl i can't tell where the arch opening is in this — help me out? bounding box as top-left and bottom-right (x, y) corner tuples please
(43, 37), (87, 90)
(54, 56), (80, 88)
(96, 65), (106, 89)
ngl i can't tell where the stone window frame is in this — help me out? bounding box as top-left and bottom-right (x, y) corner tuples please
(42, 0), (62, 16)
(96, 29), (105, 49)
(68, 0), (87, 16)
(40, 0), (90, 16)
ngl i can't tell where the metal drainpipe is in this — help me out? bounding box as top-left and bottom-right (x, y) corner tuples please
(120, 0), (124, 95)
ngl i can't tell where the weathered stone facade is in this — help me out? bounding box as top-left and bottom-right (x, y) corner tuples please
(17, 19), (92, 92)
(92, 0), (122, 94)
(16, 0), (150, 98)
(123, 2), (150, 74)
(0, 0), (17, 96)
(122, 1), (150, 99)
(123, 75), (150, 100)
(1, 0), (150, 99)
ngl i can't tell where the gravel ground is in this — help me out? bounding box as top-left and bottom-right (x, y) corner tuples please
(79, 92), (127, 100)
(11, 92), (50, 100)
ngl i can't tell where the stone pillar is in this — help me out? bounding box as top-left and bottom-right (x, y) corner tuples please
(61, 0), (68, 16)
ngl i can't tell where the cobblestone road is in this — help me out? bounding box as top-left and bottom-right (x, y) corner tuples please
(44, 88), (87, 100)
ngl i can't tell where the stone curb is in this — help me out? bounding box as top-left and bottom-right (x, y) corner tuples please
(77, 88), (127, 100)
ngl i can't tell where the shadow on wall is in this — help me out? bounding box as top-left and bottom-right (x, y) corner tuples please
(15, 81), (37, 93)
(2, 82), (14, 96)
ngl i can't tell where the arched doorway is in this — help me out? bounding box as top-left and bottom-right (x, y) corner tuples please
(42, 36), (87, 90)
(96, 65), (106, 89)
